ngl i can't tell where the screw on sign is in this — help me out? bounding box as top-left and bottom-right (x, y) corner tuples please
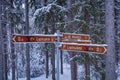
(60, 43), (107, 54)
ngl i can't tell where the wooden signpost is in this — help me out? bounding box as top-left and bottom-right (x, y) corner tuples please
(12, 31), (107, 80)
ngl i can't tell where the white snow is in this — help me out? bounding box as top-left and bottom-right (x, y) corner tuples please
(18, 64), (71, 80)
(16, 64), (86, 80)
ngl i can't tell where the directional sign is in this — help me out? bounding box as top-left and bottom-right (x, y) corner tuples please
(12, 34), (92, 44)
(62, 33), (90, 40)
(60, 43), (107, 54)
(12, 35), (57, 43)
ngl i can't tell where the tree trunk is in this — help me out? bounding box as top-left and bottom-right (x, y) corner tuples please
(94, 56), (100, 80)
(0, 0), (4, 80)
(115, 1), (120, 79)
(85, 55), (90, 80)
(60, 51), (63, 74)
(45, 43), (49, 78)
(51, 26), (56, 80)
(51, 43), (56, 80)
(3, 54), (8, 80)
(67, 0), (78, 80)
(44, 25), (49, 78)
(2, 11), (8, 80)
(66, 0), (78, 80)
(70, 52), (77, 80)
(1, 0), (8, 80)
(9, 0), (16, 80)
(105, 0), (116, 80)
(25, 0), (31, 80)
(0, 27), (4, 80)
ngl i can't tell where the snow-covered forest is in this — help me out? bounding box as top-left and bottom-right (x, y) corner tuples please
(0, 0), (119, 80)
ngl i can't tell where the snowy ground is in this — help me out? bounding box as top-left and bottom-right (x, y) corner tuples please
(17, 64), (85, 80)
(8, 51), (85, 80)
(8, 60), (120, 80)
(18, 64), (71, 80)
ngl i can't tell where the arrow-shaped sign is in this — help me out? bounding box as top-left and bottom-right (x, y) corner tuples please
(60, 43), (107, 54)
(12, 35), (57, 43)
(62, 33), (90, 40)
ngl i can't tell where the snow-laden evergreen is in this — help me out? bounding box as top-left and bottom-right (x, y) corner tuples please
(33, 3), (67, 33)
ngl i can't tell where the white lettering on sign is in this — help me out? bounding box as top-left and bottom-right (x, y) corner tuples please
(67, 45), (82, 51)
(36, 38), (50, 41)
(96, 47), (99, 52)
(88, 46), (93, 51)
(18, 37), (23, 42)
(71, 36), (81, 39)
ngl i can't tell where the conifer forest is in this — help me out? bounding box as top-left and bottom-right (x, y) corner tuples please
(0, 0), (120, 80)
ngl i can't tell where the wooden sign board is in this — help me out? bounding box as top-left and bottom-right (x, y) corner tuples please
(12, 35), (57, 43)
(62, 33), (90, 40)
(60, 43), (107, 54)
(12, 34), (92, 44)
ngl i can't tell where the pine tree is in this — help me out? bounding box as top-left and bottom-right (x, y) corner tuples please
(33, 2), (67, 80)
